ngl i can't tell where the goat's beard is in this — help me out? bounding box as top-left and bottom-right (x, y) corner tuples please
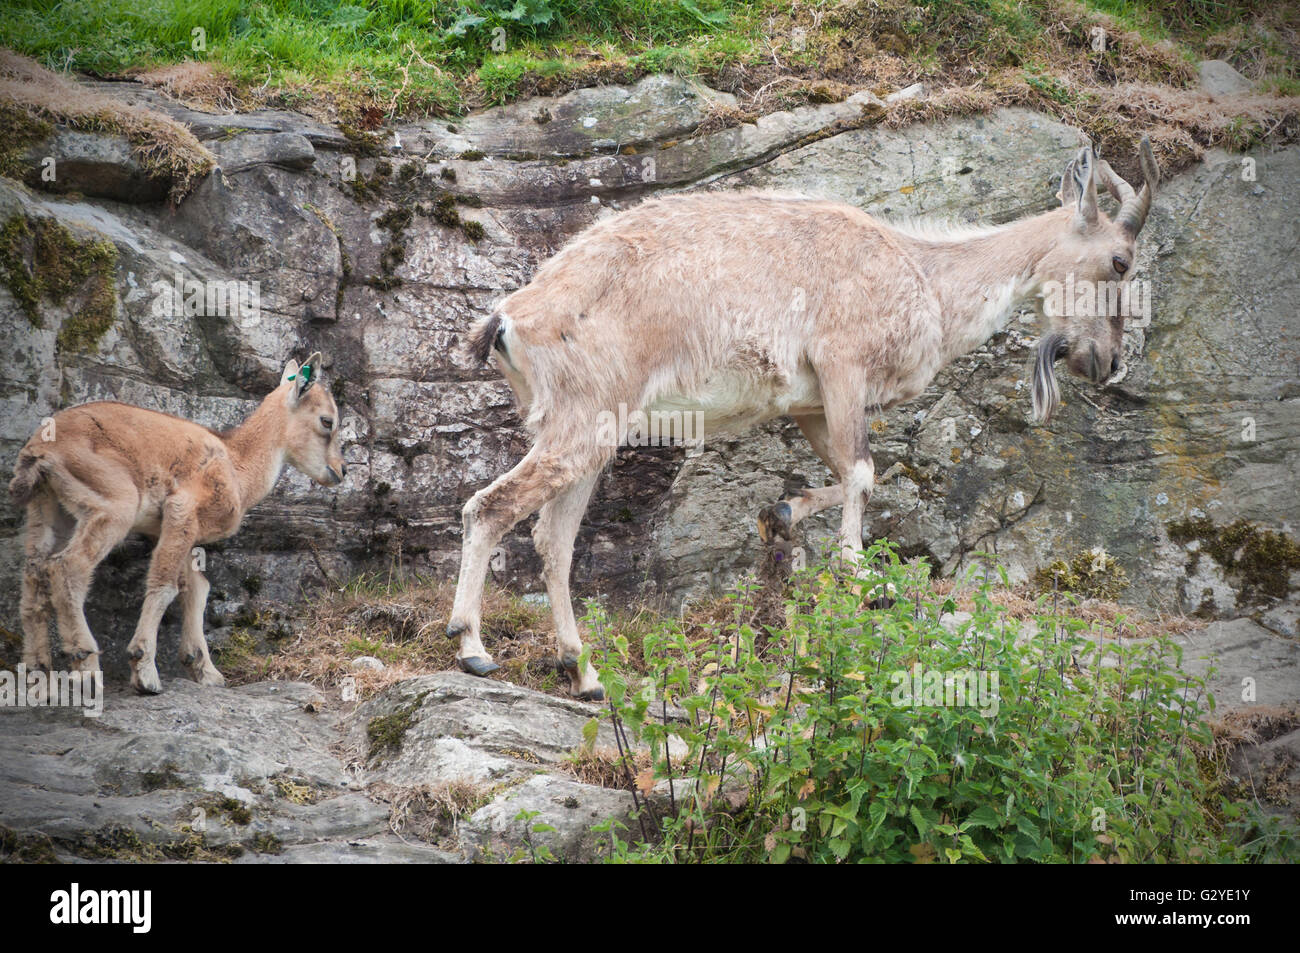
(1031, 333), (1069, 424)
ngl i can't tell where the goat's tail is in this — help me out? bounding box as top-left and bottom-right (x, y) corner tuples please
(467, 311), (505, 366)
(9, 449), (47, 508)
(467, 309), (541, 424)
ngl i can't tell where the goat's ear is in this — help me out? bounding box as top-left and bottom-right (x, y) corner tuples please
(1058, 157), (1078, 206)
(280, 358), (300, 388)
(1139, 137), (1160, 192)
(284, 352), (322, 406)
(1070, 146), (1099, 227)
(297, 352), (322, 396)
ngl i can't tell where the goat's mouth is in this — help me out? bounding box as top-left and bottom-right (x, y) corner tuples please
(1066, 341), (1122, 384)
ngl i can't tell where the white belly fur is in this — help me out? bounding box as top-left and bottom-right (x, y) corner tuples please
(646, 364), (823, 435)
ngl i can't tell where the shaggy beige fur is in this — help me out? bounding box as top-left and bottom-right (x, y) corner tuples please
(451, 142), (1159, 699)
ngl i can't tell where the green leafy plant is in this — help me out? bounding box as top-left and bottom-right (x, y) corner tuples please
(590, 542), (1226, 863)
(511, 808), (559, 863)
(448, 0), (558, 39)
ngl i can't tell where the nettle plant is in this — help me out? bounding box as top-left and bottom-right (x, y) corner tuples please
(588, 543), (1220, 864)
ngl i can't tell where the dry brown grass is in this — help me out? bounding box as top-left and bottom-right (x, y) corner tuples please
(696, 67), (1299, 182)
(1211, 703), (1300, 749)
(0, 49), (213, 202)
(216, 576), (568, 697)
(216, 572), (761, 709)
(132, 62), (240, 113)
(700, 0), (1299, 177)
(927, 577), (1202, 640)
(369, 779), (495, 846)
(565, 745), (650, 791)
(1197, 703), (1300, 818)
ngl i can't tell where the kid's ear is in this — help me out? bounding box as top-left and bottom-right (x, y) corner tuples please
(299, 352), (323, 393)
(284, 352), (322, 406)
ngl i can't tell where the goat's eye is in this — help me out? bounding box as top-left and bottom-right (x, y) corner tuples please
(1112, 256), (1129, 275)
(320, 416), (334, 432)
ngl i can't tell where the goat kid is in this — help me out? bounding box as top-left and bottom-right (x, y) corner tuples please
(9, 353), (346, 694)
(452, 141), (1160, 700)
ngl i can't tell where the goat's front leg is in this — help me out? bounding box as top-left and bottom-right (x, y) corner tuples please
(179, 559), (224, 687)
(816, 384), (875, 570)
(758, 413), (846, 544)
(128, 497), (196, 694)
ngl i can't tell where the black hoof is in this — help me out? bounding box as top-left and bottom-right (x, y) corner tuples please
(757, 501), (793, 543)
(560, 653), (580, 672)
(576, 686), (605, 703)
(459, 656), (500, 677)
(446, 621), (467, 640)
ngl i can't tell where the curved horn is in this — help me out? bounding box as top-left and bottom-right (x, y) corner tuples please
(1093, 157), (1136, 207)
(1116, 136), (1160, 236)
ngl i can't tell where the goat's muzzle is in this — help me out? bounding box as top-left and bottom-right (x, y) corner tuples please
(1031, 333), (1069, 424)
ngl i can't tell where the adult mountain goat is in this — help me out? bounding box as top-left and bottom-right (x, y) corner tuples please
(10, 354), (346, 694)
(453, 142), (1160, 699)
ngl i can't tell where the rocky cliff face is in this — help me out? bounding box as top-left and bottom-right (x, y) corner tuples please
(2, 75), (1297, 677)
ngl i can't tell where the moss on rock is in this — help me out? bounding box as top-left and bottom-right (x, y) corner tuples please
(1168, 517), (1300, 602)
(0, 214), (118, 353)
(0, 100), (53, 181)
(0, 825), (58, 863)
(1032, 549), (1129, 600)
(366, 691), (429, 764)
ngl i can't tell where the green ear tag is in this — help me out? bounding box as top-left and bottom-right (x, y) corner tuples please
(286, 373), (296, 381)
(301, 364), (312, 381)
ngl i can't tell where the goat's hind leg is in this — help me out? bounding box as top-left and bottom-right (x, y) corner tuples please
(47, 509), (132, 678)
(18, 497), (62, 704)
(532, 472), (602, 700)
(448, 444), (605, 677)
(19, 497), (59, 674)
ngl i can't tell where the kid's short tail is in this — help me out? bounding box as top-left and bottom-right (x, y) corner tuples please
(8, 451), (46, 507)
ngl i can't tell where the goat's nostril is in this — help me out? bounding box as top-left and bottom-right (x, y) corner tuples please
(340, 463), (348, 477)
(1110, 355), (1121, 376)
